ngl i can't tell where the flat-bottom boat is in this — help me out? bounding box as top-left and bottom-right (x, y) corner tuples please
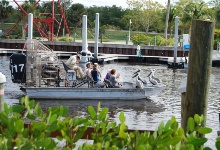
(23, 81), (165, 100)
(10, 39), (165, 100)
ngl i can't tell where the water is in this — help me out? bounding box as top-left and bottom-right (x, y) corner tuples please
(1, 56), (219, 149)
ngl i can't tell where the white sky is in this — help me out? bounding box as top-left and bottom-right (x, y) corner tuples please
(73, 0), (210, 8)
(73, 0), (168, 8)
(9, 0), (210, 8)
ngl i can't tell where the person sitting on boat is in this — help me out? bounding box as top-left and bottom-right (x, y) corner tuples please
(85, 62), (92, 76)
(90, 63), (106, 87)
(109, 69), (121, 88)
(105, 69), (112, 80)
(66, 54), (86, 79)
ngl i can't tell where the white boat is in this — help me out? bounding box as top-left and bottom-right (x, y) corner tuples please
(10, 39), (165, 100)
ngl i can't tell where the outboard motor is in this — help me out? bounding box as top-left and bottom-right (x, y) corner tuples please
(10, 52), (26, 83)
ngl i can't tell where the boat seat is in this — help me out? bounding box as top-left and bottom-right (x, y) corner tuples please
(62, 61), (77, 86)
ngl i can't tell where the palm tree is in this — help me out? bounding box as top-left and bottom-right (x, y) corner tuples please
(0, 0), (13, 33)
(14, 0), (40, 39)
(164, 0), (170, 40)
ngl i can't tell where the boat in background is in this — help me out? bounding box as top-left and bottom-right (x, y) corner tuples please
(10, 39), (165, 100)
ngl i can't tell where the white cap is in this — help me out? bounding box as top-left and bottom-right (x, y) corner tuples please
(0, 72), (6, 83)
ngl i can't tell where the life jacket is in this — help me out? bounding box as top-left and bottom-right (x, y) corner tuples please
(91, 70), (100, 84)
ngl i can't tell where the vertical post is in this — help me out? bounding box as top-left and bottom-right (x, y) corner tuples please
(154, 36), (156, 46)
(82, 15), (88, 52)
(128, 19), (132, 41)
(94, 13), (99, 60)
(73, 32), (76, 42)
(181, 20), (214, 131)
(28, 13), (33, 40)
(126, 35), (128, 44)
(0, 72), (6, 111)
(173, 16), (179, 64)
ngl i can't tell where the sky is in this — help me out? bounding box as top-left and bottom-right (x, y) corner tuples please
(73, 0), (169, 8)
(73, 0), (210, 8)
(10, 0), (209, 8)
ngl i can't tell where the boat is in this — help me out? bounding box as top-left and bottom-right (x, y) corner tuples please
(10, 39), (165, 100)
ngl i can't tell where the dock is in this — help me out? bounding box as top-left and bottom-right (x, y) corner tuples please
(1, 48), (220, 67)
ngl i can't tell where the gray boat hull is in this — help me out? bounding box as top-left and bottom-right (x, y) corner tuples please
(24, 82), (165, 100)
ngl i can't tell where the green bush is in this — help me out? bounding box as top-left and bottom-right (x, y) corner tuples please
(132, 34), (174, 46)
(214, 29), (220, 49)
(0, 96), (218, 149)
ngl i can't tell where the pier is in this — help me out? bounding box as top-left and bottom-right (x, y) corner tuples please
(1, 47), (220, 67)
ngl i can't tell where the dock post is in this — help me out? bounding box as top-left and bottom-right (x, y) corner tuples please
(173, 16), (179, 64)
(0, 72), (6, 111)
(181, 20), (214, 131)
(94, 13), (99, 61)
(28, 13), (33, 40)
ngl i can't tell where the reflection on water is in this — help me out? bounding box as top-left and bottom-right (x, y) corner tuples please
(1, 56), (219, 148)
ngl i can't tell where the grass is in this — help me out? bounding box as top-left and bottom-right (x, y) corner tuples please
(0, 23), (163, 42)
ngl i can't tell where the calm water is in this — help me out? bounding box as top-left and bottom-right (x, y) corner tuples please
(1, 56), (219, 148)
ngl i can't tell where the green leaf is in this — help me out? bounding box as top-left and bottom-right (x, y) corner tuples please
(137, 145), (146, 150)
(180, 144), (194, 150)
(3, 103), (9, 115)
(46, 122), (59, 132)
(12, 105), (24, 113)
(119, 130), (127, 139)
(189, 138), (207, 146)
(21, 142), (33, 150)
(164, 120), (171, 131)
(169, 137), (182, 145)
(158, 122), (164, 135)
(171, 121), (178, 131)
(197, 127), (212, 134)
(0, 113), (8, 124)
(203, 147), (212, 150)
(49, 114), (57, 124)
(194, 114), (200, 124)
(34, 103), (42, 117)
(29, 100), (35, 109)
(97, 102), (101, 112)
(215, 141), (220, 150)
(177, 128), (185, 137)
(119, 111), (125, 123)
(24, 96), (30, 109)
(98, 108), (108, 121)
(187, 117), (194, 132)
(120, 123), (127, 131)
(15, 119), (24, 133)
(27, 114), (37, 120)
(73, 128), (86, 143)
(34, 138), (51, 147)
(32, 122), (47, 132)
(88, 106), (96, 120)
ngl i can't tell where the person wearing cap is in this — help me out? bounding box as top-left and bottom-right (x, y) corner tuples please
(66, 55), (86, 79)
(85, 62), (92, 76)
(90, 63), (106, 87)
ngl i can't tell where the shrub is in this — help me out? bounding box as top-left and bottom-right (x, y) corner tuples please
(0, 96), (218, 149)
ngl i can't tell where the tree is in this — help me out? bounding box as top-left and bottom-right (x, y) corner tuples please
(0, 0), (13, 34)
(127, 0), (164, 33)
(0, 0), (13, 23)
(14, 0), (41, 39)
(66, 3), (86, 30)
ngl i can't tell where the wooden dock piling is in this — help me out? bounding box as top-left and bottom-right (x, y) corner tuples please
(181, 20), (214, 130)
